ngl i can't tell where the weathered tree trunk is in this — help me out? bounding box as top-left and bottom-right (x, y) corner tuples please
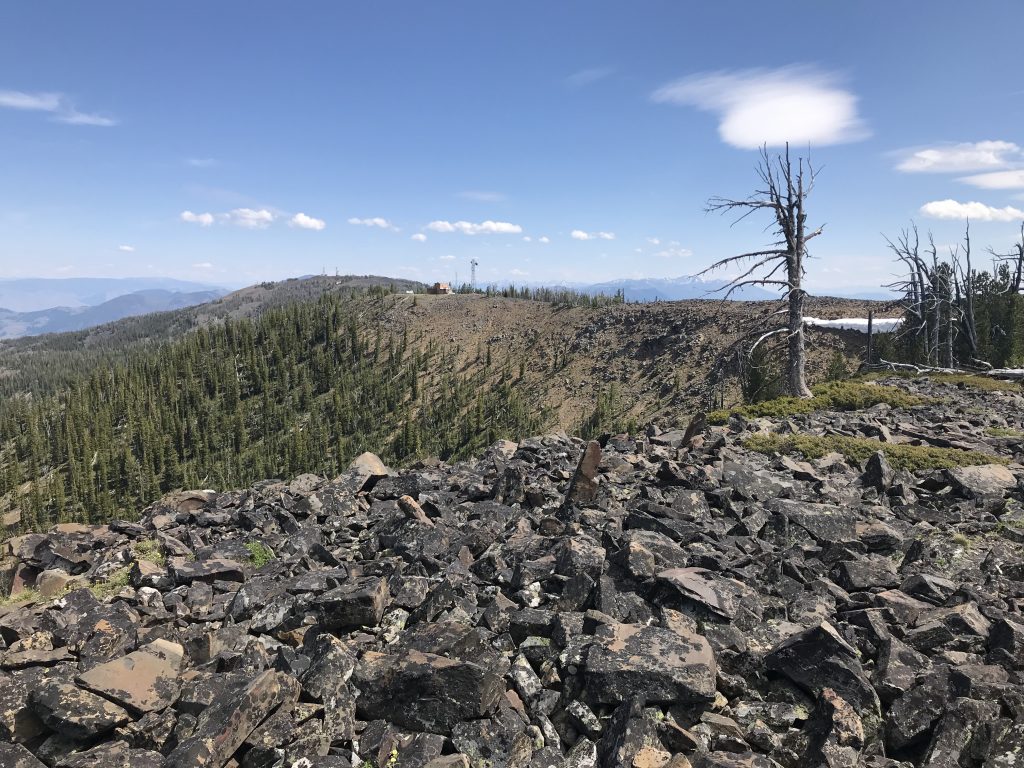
(787, 282), (811, 397)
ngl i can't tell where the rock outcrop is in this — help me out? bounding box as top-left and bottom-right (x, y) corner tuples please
(1, 376), (1023, 767)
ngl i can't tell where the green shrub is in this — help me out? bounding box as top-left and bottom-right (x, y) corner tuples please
(0, 587), (39, 607)
(708, 381), (931, 424)
(245, 541), (275, 568)
(744, 432), (1007, 471)
(89, 567), (131, 600)
(132, 539), (165, 566)
(986, 426), (1024, 438)
(825, 350), (849, 382)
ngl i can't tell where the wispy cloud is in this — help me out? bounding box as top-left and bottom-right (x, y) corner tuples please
(459, 190), (506, 202)
(509, 268), (529, 276)
(571, 229), (615, 241)
(896, 141), (1022, 173)
(187, 157), (218, 168)
(565, 67), (614, 88)
(0, 89), (117, 126)
(920, 199), (1024, 222)
(654, 245), (693, 258)
(348, 216), (398, 231)
(538, 236), (550, 244)
(117, 244), (135, 252)
(289, 212), (326, 230)
(192, 262), (215, 270)
(652, 65), (868, 149)
(959, 168), (1024, 190)
(439, 254), (456, 261)
(427, 220), (522, 235)
(411, 233), (427, 242)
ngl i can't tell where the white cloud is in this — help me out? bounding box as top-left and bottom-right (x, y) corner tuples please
(181, 208), (275, 228)
(646, 237), (661, 245)
(117, 244), (135, 252)
(509, 268), (529, 276)
(411, 233), (428, 242)
(565, 67), (614, 87)
(652, 65), (868, 149)
(959, 168), (1024, 190)
(655, 246), (694, 259)
(187, 157), (218, 168)
(538, 236), (550, 244)
(897, 141), (1022, 173)
(426, 220), (522, 235)
(920, 199), (1024, 222)
(459, 190), (506, 202)
(348, 216), (397, 230)
(571, 229), (615, 241)
(230, 208), (275, 229)
(193, 262), (214, 270)
(522, 236), (532, 242)
(0, 89), (117, 126)
(439, 254), (456, 261)
(289, 212), (326, 230)
(181, 210), (215, 227)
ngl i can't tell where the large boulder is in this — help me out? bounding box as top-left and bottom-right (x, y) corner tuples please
(353, 649), (504, 733)
(582, 622), (717, 705)
(75, 639), (184, 714)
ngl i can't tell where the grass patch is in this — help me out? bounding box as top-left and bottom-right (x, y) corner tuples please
(132, 539), (166, 566)
(986, 426), (1024, 438)
(744, 432), (1007, 472)
(0, 587), (39, 607)
(709, 381), (931, 424)
(244, 541), (275, 568)
(89, 567), (131, 600)
(861, 371), (1022, 392)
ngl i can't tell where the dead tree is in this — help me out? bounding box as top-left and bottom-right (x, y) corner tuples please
(990, 222), (1024, 295)
(701, 144), (821, 398)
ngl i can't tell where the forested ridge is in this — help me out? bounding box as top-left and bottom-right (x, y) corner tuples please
(0, 288), (552, 532)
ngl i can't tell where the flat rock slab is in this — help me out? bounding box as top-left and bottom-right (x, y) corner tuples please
(165, 670), (295, 767)
(170, 556), (245, 585)
(0, 742), (47, 768)
(583, 622), (716, 705)
(354, 649), (504, 733)
(29, 680), (130, 740)
(768, 499), (858, 544)
(948, 463), (1018, 498)
(76, 638), (184, 714)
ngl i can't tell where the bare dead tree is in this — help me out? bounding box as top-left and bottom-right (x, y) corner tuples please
(951, 223), (981, 362)
(989, 222), (1024, 294)
(700, 144), (822, 398)
(884, 223), (939, 365)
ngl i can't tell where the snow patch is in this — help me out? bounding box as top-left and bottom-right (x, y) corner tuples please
(804, 316), (902, 333)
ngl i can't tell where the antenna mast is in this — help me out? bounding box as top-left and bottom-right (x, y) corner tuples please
(470, 258), (479, 291)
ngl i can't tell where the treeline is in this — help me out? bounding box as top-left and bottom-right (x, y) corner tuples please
(0, 292), (550, 532)
(453, 283), (626, 308)
(884, 224), (1024, 369)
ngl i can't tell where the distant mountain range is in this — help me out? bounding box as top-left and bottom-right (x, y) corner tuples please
(571, 276), (779, 302)
(0, 277), (226, 313)
(0, 288), (226, 339)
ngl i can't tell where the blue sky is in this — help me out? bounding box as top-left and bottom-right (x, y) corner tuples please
(1, 1), (1023, 293)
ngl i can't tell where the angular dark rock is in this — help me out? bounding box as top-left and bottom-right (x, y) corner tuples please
(354, 649), (504, 733)
(29, 680), (131, 740)
(582, 622), (716, 705)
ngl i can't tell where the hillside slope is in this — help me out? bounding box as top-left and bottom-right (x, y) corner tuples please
(0, 289), (225, 339)
(0, 282), (899, 532)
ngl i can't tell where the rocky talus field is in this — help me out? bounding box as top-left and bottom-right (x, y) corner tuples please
(1, 377), (1024, 768)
